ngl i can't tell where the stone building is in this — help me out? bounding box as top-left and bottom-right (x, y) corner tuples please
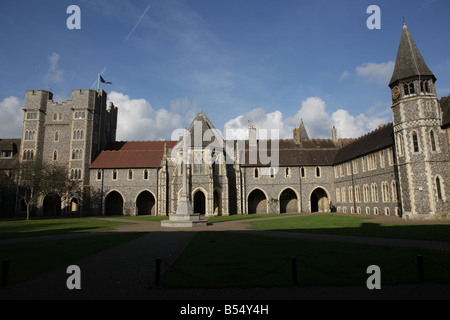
(1, 23), (449, 219)
(18, 88), (117, 215)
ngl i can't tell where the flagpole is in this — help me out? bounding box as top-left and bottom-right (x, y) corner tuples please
(97, 73), (100, 91)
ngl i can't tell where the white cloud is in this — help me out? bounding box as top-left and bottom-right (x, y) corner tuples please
(332, 109), (388, 138)
(107, 91), (186, 141)
(355, 61), (394, 85)
(44, 52), (64, 85)
(224, 96), (391, 140)
(224, 108), (290, 140)
(224, 97), (333, 140)
(0, 96), (23, 138)
(292, 97), (334, 138)
(339, 70), (351, 81)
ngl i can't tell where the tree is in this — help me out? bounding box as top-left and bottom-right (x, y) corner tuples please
(17, 161), (78, 220)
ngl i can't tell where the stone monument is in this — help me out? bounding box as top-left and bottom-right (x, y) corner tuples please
(161, 129), (207, 227)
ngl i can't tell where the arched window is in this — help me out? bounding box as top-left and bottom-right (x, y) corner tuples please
(112, 170), (118, 180)
(420, 80), (430, 93)
(403, 83), (409, 95)
(254, 168), (259, 178)
(53, 150), (58, 161)
(397, 133), (404, 156)
(391, 181), (398, 202)
(143, 169), (149, 180)
(55, 131), (59, 141)
(409, 82), (415, 94)
(285, 167), (290, 177)
(436, 176), (443, 201)
(412, 131), (419, 152)
(315, 167), (321, 178)
(97, 169), (102, 180)
(128, 169), (133, 180)
(301, 167), (305, 178)
(430, 130), (436, 151)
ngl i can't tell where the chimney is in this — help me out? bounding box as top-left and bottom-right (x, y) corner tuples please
(332, 126), (338, 141)
(249, 125), (257, 147)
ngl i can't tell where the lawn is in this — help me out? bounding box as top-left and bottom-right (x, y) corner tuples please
(161, 231), (450, 288)
(0, 233), (144, 284)
(247, 215), (450, 242)
(0, 217), (135, 239)
(2, 214), (450, 288)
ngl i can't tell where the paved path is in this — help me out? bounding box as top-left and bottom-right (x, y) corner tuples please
(1, 214), (450, 300)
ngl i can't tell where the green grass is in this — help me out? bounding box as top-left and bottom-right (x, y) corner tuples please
(0, 217), (134, 239)
(161, 231), (450, 288)
(3, 214), (450, 288)
(247, 215), (450, 242)
(0, 233), (145, 284)
(207, 213), (297, 222)
(109, 215), (169, 222)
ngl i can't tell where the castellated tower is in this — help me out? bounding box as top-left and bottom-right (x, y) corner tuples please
(20, 89), (118, 214)
(389, 24), (450, 219)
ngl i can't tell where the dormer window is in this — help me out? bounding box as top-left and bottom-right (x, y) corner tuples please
(1, 151), (13, 158)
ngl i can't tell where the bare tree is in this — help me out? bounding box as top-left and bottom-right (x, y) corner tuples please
(17, 161), (78, 220)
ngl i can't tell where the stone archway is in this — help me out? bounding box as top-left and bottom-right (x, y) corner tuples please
(310, 187), (329, 212)
(43, 194), (61, 216)
(279, 188), (298, 213)
(193, 190), (206, 215)
(213, 189), (222, 216)
(248, 189), (267, 214)
(70, 198), (79, 212)
(136, 191), (156, 215)
(105, 191), (124, 216)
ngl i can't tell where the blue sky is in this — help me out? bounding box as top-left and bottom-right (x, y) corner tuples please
(1, 0), (449, 141)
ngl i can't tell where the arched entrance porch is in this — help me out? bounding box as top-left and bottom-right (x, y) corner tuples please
(193, 190), (206, 215)
(279, 188), (298, 213)
(310, 187), (329, 212)
(136, 191), (156, 215)
(248, 188), (267, 214)
(105, 191), (124, 215)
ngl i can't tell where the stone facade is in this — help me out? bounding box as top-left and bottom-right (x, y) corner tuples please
(2, 24), (449, 220)
(19, 88), (117, 215)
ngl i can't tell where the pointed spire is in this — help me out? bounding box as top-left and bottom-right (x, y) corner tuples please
(389, 23), (435, 87)
(298, 119), (309, 140)
(294, 119), (309, 142)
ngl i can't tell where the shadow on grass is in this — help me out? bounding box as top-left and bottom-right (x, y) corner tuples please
(160, 230), (450, 289)
(0, 217), (133, 239)
(246, 215), (450, 243)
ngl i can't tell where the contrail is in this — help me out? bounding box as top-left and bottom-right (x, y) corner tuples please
(124, 4), (151, 42)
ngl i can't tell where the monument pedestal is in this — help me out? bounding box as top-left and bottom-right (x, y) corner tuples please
(161, 196), (207, 227)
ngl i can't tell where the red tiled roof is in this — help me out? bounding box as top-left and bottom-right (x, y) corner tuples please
(90, 140), (177, 169)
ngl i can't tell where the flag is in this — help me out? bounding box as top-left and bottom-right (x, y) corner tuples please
(100, 75), (112, 84)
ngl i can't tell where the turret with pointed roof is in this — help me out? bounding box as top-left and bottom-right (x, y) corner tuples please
(389, 23), (436, 88)
(293, 119), (309, 143)
(389, 22), (449, 218)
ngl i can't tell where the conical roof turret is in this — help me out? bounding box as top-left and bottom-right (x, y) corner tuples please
(389, 23), (435, 87)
